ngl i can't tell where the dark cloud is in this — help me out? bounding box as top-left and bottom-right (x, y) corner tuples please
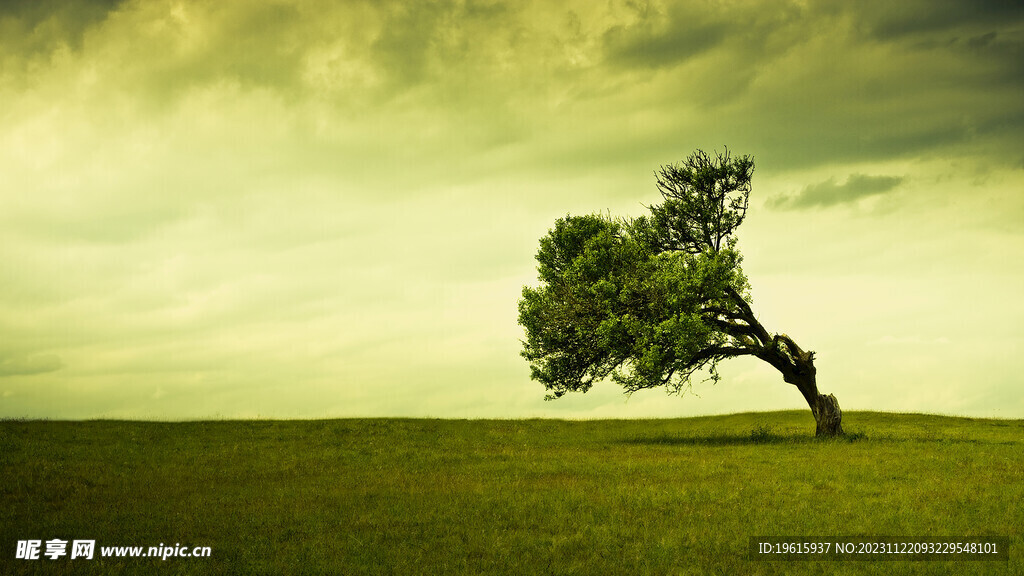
(599, 1), (803, 72)
(586, 0), (1023, 172)
(730, 15), (1024, 171)
(967, 31), (998, 50)
(370, 3), (443, 88)
(856, 0), (1024, 89)
(0, 354), (63, 377)
(865, 0), (1023, 41)
(137, 2), (308, 99)
(603, 18), (728, 70)
(768, 174), (904, 210)
(0, 0), (124, 56)
(0, 0), (124, 25)
(368, 0), (517, 100)
(6, 0), (1018, 176)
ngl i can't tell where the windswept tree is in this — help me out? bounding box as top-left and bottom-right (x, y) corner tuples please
(518, 149), (843, 436)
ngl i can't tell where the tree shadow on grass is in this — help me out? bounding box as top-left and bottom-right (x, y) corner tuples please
(622, 434), (807, 447)
(621, 427), (869, 447)
(623, 430), (1019, 447)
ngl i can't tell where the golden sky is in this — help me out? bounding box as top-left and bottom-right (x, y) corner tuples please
(2, 0), (1022, 419)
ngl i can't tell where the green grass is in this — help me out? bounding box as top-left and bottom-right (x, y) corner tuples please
(2, 411), (1021, 575)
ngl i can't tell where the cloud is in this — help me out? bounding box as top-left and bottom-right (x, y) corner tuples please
(602, 6), (728, 70)
(864, 0), (1022, 41)
(0, 0), (125, 56)
(0, 354), (63, 377)
(767, 174), (904, 210)
(5, 0), (1020, 174)
(1, 0), (1023, 419)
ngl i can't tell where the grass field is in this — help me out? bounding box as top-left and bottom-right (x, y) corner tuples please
(2, 411), (1021, 575)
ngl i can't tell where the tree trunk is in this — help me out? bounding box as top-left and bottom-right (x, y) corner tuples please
(779, 354), (844, 437)
(725, 294), (845, 437)
(813, 393), (844, 437)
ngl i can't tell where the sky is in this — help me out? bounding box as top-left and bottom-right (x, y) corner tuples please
(1, 0), (1022, 420)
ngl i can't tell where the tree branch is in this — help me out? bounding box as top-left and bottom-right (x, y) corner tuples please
(776, 333), (815, 364)
(721, 287), (772, 346)
(704, 317), (762, 342)
(691, 345), (758, 364)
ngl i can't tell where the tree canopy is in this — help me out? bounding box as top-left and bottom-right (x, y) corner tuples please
(518, 149), (843, 436)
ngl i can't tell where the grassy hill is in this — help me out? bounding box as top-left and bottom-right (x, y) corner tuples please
(2, 411), (1021, 575)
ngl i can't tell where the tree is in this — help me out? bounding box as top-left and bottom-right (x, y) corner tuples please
(518, 149), (844, 436)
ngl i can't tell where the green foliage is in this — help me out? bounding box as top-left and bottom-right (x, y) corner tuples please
(519, 149), (756, 400)
(648, 148), (753, 254)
